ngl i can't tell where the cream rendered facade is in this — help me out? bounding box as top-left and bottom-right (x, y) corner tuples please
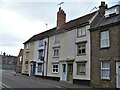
(22, 42), (35, 75)
(33, 38), (48, 77)
(47, 30), (76, 81)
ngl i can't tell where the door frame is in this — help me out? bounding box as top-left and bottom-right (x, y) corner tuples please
(67, 62), (73, 83)
(116, 62), (120, 88)
(61, 63), (67, 81)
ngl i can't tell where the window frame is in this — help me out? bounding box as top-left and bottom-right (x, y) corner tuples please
(26, 43), (30, 49)
(101, 61), (110, 80)
(38, 50), (43, 59)
(39, 40), (44, 47)
(53, 48), (59, 58)
(77, 27), (86, 37)
(26, 52), (29, 61)
(100, 31), (110, 48)
(37, 63), (42, 73)
(77, 62), (86, 75)
(52, 64), (59, 73)
(54, 34), (60, 43)
(77, 42), (86, 56)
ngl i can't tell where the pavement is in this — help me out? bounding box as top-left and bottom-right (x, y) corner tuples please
(16, 72), (92, 89)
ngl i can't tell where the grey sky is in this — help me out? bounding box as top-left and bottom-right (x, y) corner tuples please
(0, 0), (119, 56)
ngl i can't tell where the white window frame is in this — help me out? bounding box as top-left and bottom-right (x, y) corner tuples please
(77, 43), (86, 55)
(77, 62), (86, 75)
(52, 64), (59, 73)
(39, 40), (44, 47)
(54, 34), (60, 43)
(25, 64), (28, 71)
(38, 50), (43, 59)
(26, 43), (30, 49)
(26, 52), (29, 61)
(53, 48), (59, 58)
(37, 63), (42, 73)
(100, 31), (110, 48)
(77, 27), (86, 37)
(101, 61), (110, 79)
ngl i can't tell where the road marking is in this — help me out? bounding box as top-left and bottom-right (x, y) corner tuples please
(0, 82), (13, 89)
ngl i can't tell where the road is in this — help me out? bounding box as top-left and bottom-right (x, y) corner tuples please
(1, 70), (58, 88)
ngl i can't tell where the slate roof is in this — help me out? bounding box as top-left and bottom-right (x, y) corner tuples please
(24, 11), (97, 44)
(90, 5), (120, 31)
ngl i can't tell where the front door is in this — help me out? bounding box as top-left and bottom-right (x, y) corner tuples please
(61, 64), (66, 81)
(67, 63), (73, 83)
(33, 63), (36, 75)
(116, 62), (120, 88)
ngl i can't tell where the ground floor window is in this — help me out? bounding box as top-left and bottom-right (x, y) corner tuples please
(52, 64), (59, 73)
(101, 61), (110, 79)
(77, 62), (86, 75)
(37, 63), (42, 72)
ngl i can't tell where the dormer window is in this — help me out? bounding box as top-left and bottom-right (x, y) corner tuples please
(105, 5), (120, 18)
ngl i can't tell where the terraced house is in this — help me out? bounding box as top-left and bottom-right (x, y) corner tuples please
(89, 3), (120, 88)
(22, 1), (120, 88)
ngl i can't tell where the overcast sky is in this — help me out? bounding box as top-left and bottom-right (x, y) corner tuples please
(0, 0), (119, 56)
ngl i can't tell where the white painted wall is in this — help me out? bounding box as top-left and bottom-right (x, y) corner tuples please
(33, 38), (48, 76)
(74, 25), (91, 80)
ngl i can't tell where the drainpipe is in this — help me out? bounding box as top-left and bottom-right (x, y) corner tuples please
(42, 40), (47, 78)
(46, 38), (49, 78)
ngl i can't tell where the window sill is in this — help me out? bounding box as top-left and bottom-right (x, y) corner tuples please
(77, 35), (86, 38)
(52, 72), (58, 74)
(53, 56), (59, 58)
(77, 54), (86, 56)
(101, 78), (110, 81)
(100, 46), (110, 50)
(77, 73), (86, 75)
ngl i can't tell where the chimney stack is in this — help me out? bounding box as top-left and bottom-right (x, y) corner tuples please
(99, 1), (107, 16)
(57, 7), (66, 27)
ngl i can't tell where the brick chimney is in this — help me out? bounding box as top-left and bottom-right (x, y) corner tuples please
(99, 1), (107, 16)
(57, 7), (66, 27)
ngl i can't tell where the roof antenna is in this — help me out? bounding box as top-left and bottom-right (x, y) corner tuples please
(57, 2), (64, 8)
(89, 7), (98, 13)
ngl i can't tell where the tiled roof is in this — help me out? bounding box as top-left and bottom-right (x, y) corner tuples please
(90, 14), (120, 31)
(24, 11), (97, 44)
(90, 5), (120, 31)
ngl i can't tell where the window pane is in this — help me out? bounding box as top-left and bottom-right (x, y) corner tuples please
(102, 69), (109, 77)
(102, 61), (110, 68)
(77, 63), (86, 74)
(82, 49), (85, 54)
(100, 31), (109, 48)
(82, 28), (86, 36)
(39, 40), (44, 46)
(101, 61), (110, 79)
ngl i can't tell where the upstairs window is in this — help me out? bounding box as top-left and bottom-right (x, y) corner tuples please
(26, 43), (30, 49)
(77, 42), (86, 55)
(39, 40), (44, 47)
(38, 50), (43, 60)
(54, 34), (60, 43)
(100, 31), (110, 48)
(53, 48), (59, 58)
(26, 52), (29, 61)
(77, 27), (86, 37)
(105, 6), (119, 18)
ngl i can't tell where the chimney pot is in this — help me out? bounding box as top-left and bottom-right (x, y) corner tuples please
(57, 7), (66, 27)
(99, 1), (106, 16)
